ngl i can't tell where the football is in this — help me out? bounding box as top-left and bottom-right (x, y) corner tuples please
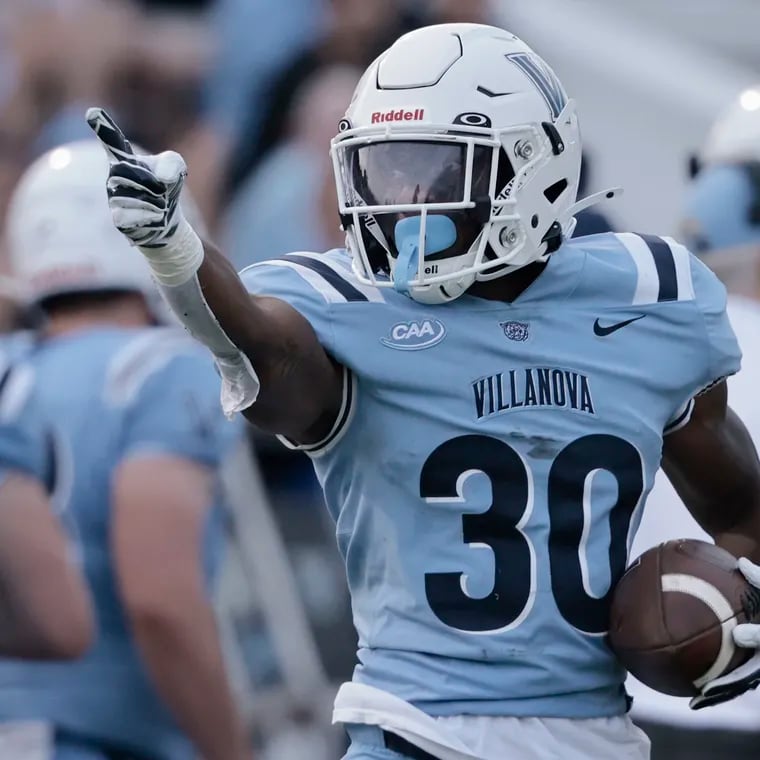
(609, 539), (760, 696)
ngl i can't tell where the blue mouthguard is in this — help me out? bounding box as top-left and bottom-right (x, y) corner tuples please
(393, 215), (457, 294)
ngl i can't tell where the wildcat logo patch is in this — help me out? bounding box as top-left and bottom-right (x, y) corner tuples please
(500, 321), (530, 342)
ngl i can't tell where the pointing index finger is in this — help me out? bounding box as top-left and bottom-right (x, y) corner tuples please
(86, 107), (136, 162)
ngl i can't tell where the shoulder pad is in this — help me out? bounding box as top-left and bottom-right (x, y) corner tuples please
(243, 249), (386, 304)
(104, 328), (202, 407)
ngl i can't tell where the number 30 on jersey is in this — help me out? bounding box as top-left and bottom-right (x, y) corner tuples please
(421, 434), (644, 635)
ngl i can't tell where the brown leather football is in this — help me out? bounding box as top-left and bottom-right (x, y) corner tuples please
(609, 539), (760, 696)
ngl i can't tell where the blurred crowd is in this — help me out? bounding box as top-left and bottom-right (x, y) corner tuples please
(0, 2), (500, 758)
(0, 0), (497, 275)
(3, 2), (760, 759)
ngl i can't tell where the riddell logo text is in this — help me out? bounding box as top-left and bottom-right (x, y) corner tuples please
(371, 108), (425, 124)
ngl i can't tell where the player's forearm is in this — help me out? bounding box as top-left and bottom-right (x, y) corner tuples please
(0, 483), (93, 659)
(195, 239), (263, 351)
(162, 235), (284, 367)
(11, 567), (93, 659)
(129, 598), (249, 760)
(87, 111), (339, 432)
(194, 239), (342, 440)
(664, 404), (760, 561)
(664, 459), (760, 551)
(0, 595), (87, 660)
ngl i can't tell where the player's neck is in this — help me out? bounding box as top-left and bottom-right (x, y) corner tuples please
(466, 261), (548, 302)
(42, 294), (153, 338)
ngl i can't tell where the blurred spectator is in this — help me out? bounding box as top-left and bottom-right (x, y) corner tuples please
(0, 0), (140, 222)
(222, 64), (361, 270)
(0, 0), (215, 263)
(0, 1), (141, 332)
(183, 0), (328, 225)
(105, 11), (212, 154)
(223, 0), (428, 204)
(427, 0), (495, 24)
(185, 0), (497, 227)
(134, 0), (212, 10)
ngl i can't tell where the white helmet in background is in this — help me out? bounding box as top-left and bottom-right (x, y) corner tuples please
(680, 84), (760, 254)
(5, 140), (205, 322)
(702, 85), (760, 166)
(332, 23), (597, 304)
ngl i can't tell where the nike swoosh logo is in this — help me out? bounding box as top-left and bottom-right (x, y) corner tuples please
(593, 315), (646, 337)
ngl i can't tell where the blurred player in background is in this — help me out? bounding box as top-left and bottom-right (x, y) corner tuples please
(628, 85), (760, 760)
(0, 140), (250, 760)
(0, 364), (93, 661)
(88, 23), (760, 760)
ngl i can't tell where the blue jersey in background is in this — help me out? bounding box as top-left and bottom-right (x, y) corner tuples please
(0, 327), (242, 760)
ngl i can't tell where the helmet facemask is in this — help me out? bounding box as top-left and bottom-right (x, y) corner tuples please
(331, 105), (579, 304)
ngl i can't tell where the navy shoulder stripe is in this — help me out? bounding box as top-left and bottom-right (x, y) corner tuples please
(614, 233), (695, 306)
(280, 255), (369, 303)
(638, 234), (678, 302)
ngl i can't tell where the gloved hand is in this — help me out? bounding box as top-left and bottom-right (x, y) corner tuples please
(85, 106), (260, 417)
(86, 107), (203, 286)
(690, 557), (760, 709)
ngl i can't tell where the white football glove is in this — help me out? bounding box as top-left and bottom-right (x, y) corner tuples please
(85, 106), (260, 416)
(86, 106), (202, 286)
(690, 557), (760, 710)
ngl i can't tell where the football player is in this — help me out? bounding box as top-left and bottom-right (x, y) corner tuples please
(88, 23), (760, 760)
(629, 85), (760, 759)
(0, 141), (250, 760)
(0, 364), (93, 661)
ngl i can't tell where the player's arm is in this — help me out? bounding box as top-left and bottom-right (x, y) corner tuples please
(662, 381), (760, 709)
(661, 380), (760, 561)
(113, 456), (250, 760)
(196, 238), (343, 440)
(0, 472), (93, 659)
(86, 108), (342, 445)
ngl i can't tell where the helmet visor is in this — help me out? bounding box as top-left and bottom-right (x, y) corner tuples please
(344, 140), (492, 208)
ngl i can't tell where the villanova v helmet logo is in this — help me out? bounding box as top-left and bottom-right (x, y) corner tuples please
(506, 53), (567, 119)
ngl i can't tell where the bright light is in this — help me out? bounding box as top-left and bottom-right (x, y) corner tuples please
(739, 88), (760, 112)
(48, 148), (72, 171)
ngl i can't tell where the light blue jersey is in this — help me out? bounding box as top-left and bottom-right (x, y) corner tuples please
(0, 350), (47, 486)
(0, 327), (241, 760)
(242, 232), (741, 719)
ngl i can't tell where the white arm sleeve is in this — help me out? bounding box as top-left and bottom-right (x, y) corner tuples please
(140, 221), (260, 417)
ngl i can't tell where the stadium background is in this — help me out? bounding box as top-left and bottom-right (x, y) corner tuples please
(0, 0), (757, 757)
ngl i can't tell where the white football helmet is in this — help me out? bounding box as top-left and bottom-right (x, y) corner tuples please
(680, 84), (760, 254)
(5, 140), (204, 322)
(331, 23), (602, 304)
(702, 85), (760, 166)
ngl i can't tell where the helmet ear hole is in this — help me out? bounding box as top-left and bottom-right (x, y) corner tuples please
(543, 179), (568, 204)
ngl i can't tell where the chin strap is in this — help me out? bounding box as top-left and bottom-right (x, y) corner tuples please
(566, 186), (623, 219)
(559, 186), (623, 241)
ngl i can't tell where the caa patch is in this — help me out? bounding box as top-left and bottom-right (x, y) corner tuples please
(500, 321), (529, 342)
(381, 319), (446, 351)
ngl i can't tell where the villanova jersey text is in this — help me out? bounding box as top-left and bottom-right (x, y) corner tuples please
(472, 367), (595, 419)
